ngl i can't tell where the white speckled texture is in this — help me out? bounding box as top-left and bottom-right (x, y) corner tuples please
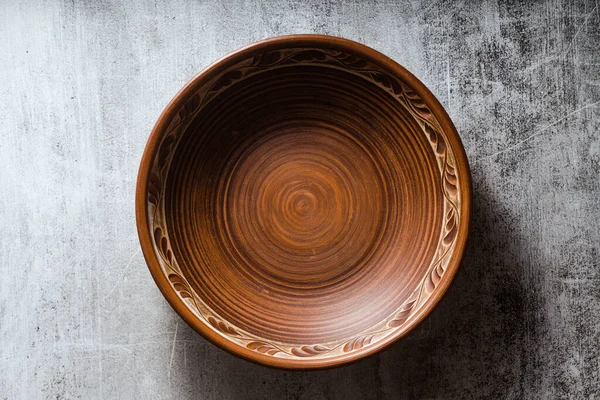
(1, 0), (599, 398)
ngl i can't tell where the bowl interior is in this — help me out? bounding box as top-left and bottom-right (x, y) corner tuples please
(140, 37), (468, 368)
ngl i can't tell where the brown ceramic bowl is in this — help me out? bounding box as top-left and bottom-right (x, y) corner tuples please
(136, 35), (471, 369)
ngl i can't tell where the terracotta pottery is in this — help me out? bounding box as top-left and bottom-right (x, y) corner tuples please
(136, 35), (471, 369)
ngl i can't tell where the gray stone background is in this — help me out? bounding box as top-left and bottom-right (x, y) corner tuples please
(1, 0), (599, 398)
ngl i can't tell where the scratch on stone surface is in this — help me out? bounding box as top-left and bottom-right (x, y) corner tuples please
(473, 100), (600, 163)
(168, 322), (179, 379)
(459, 85), (503, 111)
(2, 338), (206, 362)
(102, 330), (176, 341)
(522, 54), (561, 74)
(519, 6), (598, 75)
(183, 341), (187, 367)
(103, 249), (141, 301)
(120, 356), (143, 391)
(561, 5), (598, 59)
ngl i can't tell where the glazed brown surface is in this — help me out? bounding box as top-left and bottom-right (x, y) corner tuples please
(137, 35), (471, 368)
(166, 66), (443, 344)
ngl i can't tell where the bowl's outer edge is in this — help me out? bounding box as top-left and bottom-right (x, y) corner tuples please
(135, 34), (472, 370)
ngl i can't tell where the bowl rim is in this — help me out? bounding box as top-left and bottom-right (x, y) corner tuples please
(136, 34), (472, 370)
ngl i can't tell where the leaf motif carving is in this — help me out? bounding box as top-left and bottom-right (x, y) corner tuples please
(158, 135), (175, 171)
(148, 171), (161, 208)
(443, 208), (457, 246)
(370, 72), (402, 95)
(424, 124), (446, 155)
(172, 94), (201, 127)
(289, 50), (327, 62)
(153, 227), (162, 246)
(154, 227), (174, 265)
(207, 316), (239, 336)
(168, 273), (193, 299)
(211, 70), (243, 92)
(246, 341), (281, 355)
(153, 227), (166, 256)
(404, 87), (433, 119)
(426, 263), (444, 293)
(290, 345), (330, 357)
(160, 236), (168, 258)
(330, 52), (369, 69)
(444, 163), (458, 195)
(251, 51), (281, 67)
(176, 93), (201, 123)
(342, 335), (374, 352)
(424, 209), (458, 292)
(388, 298), (417, 327)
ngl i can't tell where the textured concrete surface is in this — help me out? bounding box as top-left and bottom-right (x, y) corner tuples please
(1, 0), (599, 398)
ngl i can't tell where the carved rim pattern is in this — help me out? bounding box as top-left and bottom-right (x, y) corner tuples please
(136, 35), (471, 369)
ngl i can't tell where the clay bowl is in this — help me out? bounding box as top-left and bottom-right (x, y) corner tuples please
(136, 35), (471, 369)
